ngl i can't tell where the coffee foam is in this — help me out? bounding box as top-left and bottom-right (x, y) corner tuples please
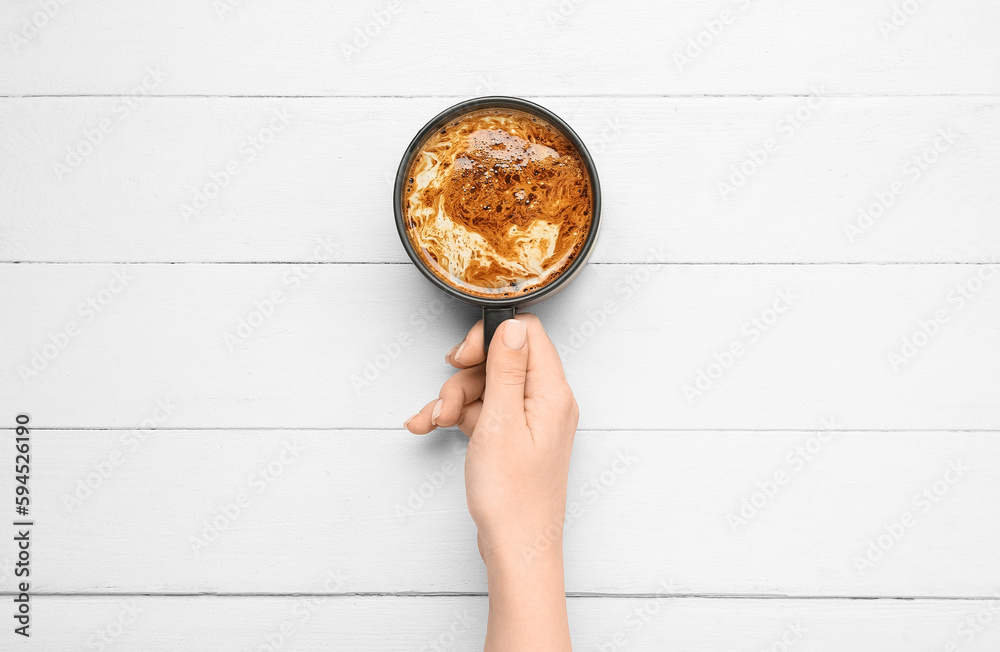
(403, 108), (592, 298)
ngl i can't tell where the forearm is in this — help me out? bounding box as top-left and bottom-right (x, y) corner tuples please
(483, 541), (572, 652)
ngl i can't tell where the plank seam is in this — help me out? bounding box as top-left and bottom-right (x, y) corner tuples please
(3, 592), (997, 601)
(1, 261), (996, 266)
(9, 428), (1000, 433)
(3, 94), (1000, 99)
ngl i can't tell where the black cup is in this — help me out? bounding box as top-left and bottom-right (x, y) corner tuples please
(393, 96), (602, 352)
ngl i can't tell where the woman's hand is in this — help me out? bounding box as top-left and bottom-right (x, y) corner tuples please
(404, 313), (577, 651)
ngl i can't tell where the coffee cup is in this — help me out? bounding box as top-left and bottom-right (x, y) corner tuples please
(393, 96), (601, 352)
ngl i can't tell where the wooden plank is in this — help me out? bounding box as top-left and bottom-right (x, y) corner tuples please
(2, 263), (998, 430)
(15, 596), (1000, 651)
(1, 97), (997, 263)
(3, 429), (998, 596)
(1, 1), (998, 95)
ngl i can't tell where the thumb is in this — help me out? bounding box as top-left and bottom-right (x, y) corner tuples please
(482, 318), (529, 422)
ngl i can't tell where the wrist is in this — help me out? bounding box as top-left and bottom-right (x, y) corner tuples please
(481, 529), (564, 573)
(481, 533), (571, 652)
(484, 540), (565, 604)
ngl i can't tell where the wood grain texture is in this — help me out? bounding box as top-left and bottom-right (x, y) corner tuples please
(0, 429), (996, 596)
(2, 263), (998, 430)
(1, 97), (997, 263)
(16, 596), (1000, 651)
(1, 0), (998, 96)
(2, 0), (999, 644)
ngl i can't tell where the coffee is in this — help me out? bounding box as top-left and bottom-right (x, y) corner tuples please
(402, 108), (593, 299)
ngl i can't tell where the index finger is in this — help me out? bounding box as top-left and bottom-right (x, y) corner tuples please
(447, 313), (567, 386)
(446, 319), (485, 369)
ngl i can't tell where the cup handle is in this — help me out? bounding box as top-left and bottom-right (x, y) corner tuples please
(483, 306), (516, 354)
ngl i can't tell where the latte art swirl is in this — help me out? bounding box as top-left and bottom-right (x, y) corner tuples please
(403, 108), (593, 298)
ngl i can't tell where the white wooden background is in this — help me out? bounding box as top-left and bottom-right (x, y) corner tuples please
(2, 0), (999, 649)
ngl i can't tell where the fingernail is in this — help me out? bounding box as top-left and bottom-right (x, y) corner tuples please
(403, 414), (418, 430)
(431, 399), (443, 425)
(454, 341), (466, 363)
(502, 319), (526, 350)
